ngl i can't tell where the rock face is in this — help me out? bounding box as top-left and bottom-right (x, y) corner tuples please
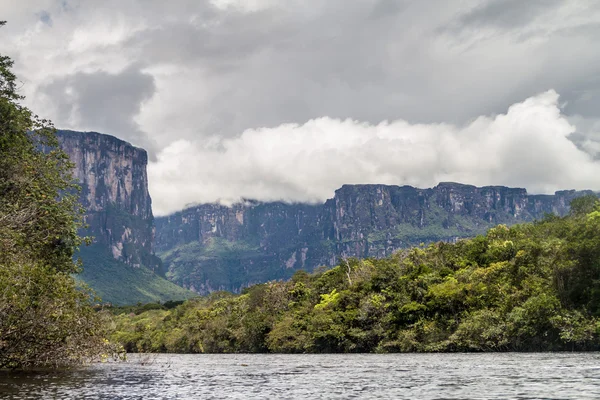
(155, 182), (595, 294)
(56, 130), (160, 271)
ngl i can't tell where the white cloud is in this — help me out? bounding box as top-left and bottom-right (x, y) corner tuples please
(148, 90), (600, 215)
(210, 0), (278, 12)
(5, 0), (600, 153)
(4, 2), (600, 216)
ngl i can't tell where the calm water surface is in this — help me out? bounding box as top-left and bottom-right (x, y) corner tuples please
(1, 353), (599, 399)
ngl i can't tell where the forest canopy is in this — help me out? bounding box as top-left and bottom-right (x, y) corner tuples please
(0, 21), (116, 370)
(112, 197), (600, 353)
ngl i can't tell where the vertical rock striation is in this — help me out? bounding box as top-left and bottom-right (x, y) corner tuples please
(56, 130), (160, 271)
(53, 130), (596, 297)
(155, 183), (596, 294)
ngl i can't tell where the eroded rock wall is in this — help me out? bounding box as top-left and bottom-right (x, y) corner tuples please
(155, 183), (595, 294)
(57, 130), (159, 270)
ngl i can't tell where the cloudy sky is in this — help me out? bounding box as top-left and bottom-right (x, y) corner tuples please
(3, 0), (600, 215)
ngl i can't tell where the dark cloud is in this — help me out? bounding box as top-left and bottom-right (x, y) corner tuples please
(129, 0), (600, 137)
(129, 1), (460, 138)
(568, 115), (600, 160)
(125, 8), (289, 67)
(562, 75), (600, 118)
(5, 0), (600, 212)
(38, 10), (52, 26)
(456, 0), (563, 30)
(368, 0), (408, 20)
(12, 0), (600, 139)
(41, 66), (157, 155)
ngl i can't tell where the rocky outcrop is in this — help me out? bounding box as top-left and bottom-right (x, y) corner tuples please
(155, 183), (596, 294)
(56, 130), (160, 271)
(53, 128), (597, 298)
(155, 201), (328, 293)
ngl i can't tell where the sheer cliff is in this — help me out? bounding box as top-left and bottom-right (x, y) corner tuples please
(155, 183), (595, 294)
(55, 130), (595, 300)
(56, 130), (191, 304)
(57, 130), (157, 269)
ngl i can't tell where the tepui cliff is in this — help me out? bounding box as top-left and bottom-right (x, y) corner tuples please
(56, 130), (159, 270)
(55, 130), (598, 298)
(155, 182), (596, 294)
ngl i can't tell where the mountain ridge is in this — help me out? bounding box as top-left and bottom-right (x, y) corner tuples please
(56, 130), (193, 304)
(155, 182), (596, 294)
(55, 130), (597, 300)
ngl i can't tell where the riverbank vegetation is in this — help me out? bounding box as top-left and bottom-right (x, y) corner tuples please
(0, 22), (118, 370)
(111, 195), (600, 353)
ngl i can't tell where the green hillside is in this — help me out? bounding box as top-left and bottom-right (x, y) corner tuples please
(76, 245), (195, 305)
(155, 184), (596, 295)
(112, 196), (600, 353)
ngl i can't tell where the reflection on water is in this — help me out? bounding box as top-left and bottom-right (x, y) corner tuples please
(1, 353), (600, 399)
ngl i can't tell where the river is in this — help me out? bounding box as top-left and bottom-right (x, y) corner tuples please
(1, 353), (599, 399)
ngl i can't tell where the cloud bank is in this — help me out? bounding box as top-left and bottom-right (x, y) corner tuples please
(149, 90), (600, 215)
(4, 1), (600, 153)
(4, 2), (600, 215)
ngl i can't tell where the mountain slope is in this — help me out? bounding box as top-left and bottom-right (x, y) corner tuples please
(156, 183), (596, 295)
(76, 244), (194, 305)
(57, 130), (193, 304)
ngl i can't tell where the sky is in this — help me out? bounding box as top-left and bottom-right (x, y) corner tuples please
(2, 0), (600, 215)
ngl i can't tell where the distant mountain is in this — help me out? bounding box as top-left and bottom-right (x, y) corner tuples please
(56, 130), (193, 304)
(56, 130), (597, 300)
(155, 183), (596, 295)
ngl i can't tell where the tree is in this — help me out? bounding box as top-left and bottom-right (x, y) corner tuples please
(0, 21), (118, 369)
(569, 194), (598, 217)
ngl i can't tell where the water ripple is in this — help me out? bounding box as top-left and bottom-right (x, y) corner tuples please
(1, 353), (600, 399)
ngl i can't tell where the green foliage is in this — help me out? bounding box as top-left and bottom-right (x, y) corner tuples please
(76, 244), (195, 305)
(112, 200), (600, 353)
(158, 237), (265, 291)
(0, 29), (119, 369)
(570, 194), (599, 216)
(0, 259), (120, 369)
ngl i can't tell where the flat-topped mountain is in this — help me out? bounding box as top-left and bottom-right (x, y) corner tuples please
(57, 130), (155, 268)
(155, 182), (595, 294)
(55, 130), (597, 299)
(56, 130), (193, 304)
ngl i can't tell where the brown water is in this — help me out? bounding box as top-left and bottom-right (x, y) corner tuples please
(1, 353), (599, 399)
